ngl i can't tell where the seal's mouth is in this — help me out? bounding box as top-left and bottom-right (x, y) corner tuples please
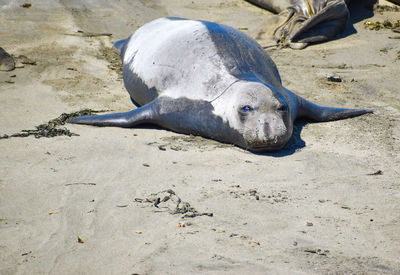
(247, 143), (285, 153)
(245, 137), (287, 152)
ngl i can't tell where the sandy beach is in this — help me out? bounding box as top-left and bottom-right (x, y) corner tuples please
(1, 0), (400, 274)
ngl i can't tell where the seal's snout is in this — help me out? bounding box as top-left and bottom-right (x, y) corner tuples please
(247, 132), (288, 152)
(241, 112), (290, 152)
(263, 122), (270, 140)
(266, 134), (286, 147)
(264, 119), (287, 142)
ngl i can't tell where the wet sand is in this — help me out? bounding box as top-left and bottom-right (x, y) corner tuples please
(1, 0), (400, 274)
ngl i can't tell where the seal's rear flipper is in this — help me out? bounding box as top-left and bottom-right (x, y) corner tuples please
(296, 96), (373, 122)
(69, 101), (156, 128)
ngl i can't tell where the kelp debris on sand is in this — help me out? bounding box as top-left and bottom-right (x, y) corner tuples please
(364, 19), (400, 32)
(134, 189), (213, 218)
(0, 109), (105, 139)
(65, 30), (113, 38)
(374, 4), (400, 13)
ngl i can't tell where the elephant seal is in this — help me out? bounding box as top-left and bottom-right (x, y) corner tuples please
(70, 17), (371, 152)
(246, 0), (351, 49)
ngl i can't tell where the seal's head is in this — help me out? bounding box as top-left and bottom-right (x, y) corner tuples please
(212, 81), (293, 152)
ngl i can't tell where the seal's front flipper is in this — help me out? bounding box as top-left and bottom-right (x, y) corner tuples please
(300, 101), (373, 122)
(294, 94), (372, 122)
(284, 88), (372, 122)
(69, 102), (156, 128)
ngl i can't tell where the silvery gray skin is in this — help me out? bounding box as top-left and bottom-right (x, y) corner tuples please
(246, 0), (351, 49)
(0, 47), (15, 71)
(70, 17), (371, 152)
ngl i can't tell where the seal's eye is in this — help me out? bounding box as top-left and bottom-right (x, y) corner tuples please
(241, 105), (253, 112)
(277, 104), (288, 112)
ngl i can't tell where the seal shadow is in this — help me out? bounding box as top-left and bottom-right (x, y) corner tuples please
(334, 0), (377, 41)
(131, 121), (307, 156)
(126, 119), (307, 156)
(253, 120), (307, 157)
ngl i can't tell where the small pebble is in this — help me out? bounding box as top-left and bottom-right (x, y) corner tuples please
(327, 74), (342, 82)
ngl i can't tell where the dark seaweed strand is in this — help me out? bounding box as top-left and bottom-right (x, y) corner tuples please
(0, 109), (107, 139)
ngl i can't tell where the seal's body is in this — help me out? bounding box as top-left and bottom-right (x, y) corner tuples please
(71, 18), (371, 152)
